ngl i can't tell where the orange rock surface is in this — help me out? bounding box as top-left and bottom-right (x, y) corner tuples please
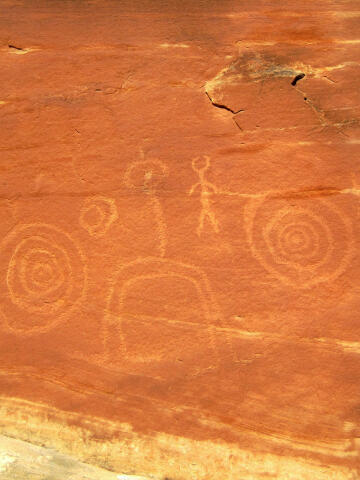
(0, 1), (359, 478)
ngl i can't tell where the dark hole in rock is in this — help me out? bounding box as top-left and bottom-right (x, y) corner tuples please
(291, 73), (305, 86)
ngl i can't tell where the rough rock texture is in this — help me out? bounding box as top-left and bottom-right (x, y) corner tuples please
(0, 1), (360, 479)
(0, 434), (145, 480)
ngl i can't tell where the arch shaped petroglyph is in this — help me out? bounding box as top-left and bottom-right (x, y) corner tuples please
(103, 257), (224, 367)
(124, 159), (168, 257)
(244, 196), (354, 288)
(0, 224), (86, 334)
(189, 155), (220, 236)
(79, 195), (118, 238)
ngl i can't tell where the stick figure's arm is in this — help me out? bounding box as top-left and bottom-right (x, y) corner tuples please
(203, 182), (219, 194)
(189, 183), (201, 195)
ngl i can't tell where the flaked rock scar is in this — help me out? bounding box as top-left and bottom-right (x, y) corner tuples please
(205, 53), (359, 135)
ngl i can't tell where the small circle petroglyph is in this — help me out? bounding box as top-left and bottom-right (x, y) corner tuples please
(79, 195), (118, 238)
(0, 223), (86, 334)
(245, 196), (354, 288)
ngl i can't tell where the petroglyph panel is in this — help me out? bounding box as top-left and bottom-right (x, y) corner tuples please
(0, 0), (360, 479)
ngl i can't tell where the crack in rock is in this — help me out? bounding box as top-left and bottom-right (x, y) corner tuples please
(8, 44), (23, 51)
(204, 51), (357, 136)
(205, 91), (244, 114)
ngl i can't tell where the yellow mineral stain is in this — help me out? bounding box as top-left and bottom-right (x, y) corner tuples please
(7, 47), (39, 55)
(0, 397), (357, 480)
(159, 43), (190, 48)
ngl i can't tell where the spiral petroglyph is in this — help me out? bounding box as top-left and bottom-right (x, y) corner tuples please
(245, 197), (354, 288)
(0, 224), (86, 334)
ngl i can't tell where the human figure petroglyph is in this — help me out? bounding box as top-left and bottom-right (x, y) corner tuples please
(124, 158), (168, 257)
(189, 155), (220, 237)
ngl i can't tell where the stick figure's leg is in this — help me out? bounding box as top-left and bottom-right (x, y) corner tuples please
(197, 210), (205, 236)
(207, 210), (219, 233)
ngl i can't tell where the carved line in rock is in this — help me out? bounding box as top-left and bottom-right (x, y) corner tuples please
(102, 257), (234, 368)
(79, 195), (118, 238)
(244, 196), (354, 288)
(0, 224), (86, 335)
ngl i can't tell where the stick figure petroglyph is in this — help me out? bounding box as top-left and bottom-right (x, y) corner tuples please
(189, 155), (220, 237)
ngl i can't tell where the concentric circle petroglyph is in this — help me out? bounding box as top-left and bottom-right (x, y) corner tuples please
(0, 224), (86, 334)
(245, 197), (354, 288)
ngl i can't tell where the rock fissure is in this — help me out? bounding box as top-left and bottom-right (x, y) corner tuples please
(205, 91), (244, 114)
(8, 44), (23, 51)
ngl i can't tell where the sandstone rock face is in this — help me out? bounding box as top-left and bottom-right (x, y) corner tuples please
(0, 1), (360, 479)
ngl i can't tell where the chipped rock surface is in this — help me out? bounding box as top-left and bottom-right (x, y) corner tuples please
(0, 0), (360, 479)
